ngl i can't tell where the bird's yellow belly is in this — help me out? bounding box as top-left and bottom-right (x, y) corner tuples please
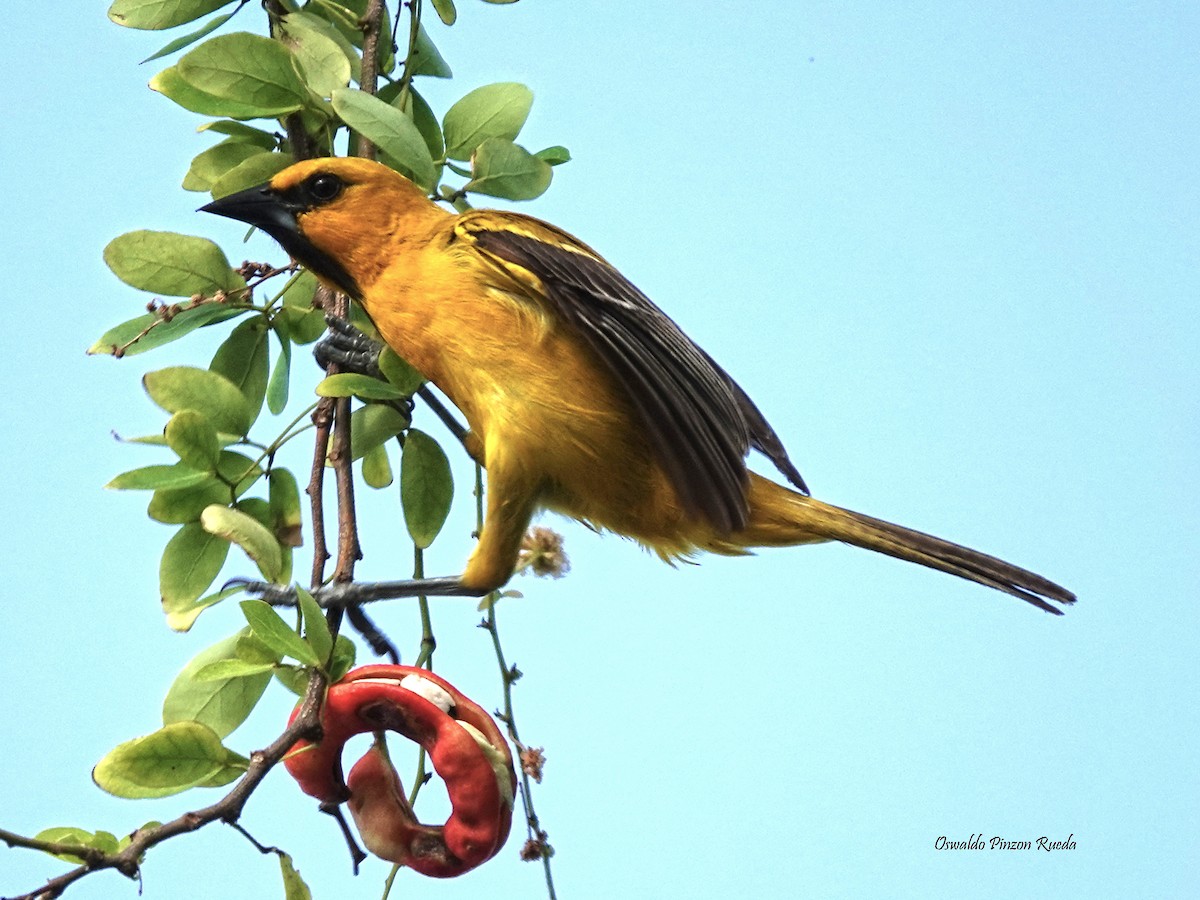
(365, 274), (703, 553)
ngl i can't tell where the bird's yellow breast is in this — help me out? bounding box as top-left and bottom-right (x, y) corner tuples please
(358, 225), (693, 547)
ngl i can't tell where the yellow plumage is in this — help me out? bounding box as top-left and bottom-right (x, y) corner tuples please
(207, 157), (1074, 614)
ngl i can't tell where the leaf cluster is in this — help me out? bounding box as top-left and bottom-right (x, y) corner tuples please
(110, 0), (569, 204)
(7, 3), (563, 898)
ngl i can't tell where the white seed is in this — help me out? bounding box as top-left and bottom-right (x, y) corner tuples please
(399, 673), (455, 713)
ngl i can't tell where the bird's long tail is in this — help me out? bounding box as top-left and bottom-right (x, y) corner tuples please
(731, 474), (1076, 615)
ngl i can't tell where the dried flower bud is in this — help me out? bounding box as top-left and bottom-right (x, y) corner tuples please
(517, 526), (569, 579)
(520, 837), (553, 861)
(520, 746), (546, 783)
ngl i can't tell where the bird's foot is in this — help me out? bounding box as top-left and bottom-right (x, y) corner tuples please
(228, 576), (484, 607)
(314, 314), (384, 377)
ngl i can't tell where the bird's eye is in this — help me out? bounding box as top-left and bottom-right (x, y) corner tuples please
(307, 173), (344, 203)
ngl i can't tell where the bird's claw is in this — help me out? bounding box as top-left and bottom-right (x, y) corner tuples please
(223, 577), (300, 605)
(315, 314), (384, 376)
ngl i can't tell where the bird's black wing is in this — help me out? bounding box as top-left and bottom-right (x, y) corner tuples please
(465, 219), (808, 533)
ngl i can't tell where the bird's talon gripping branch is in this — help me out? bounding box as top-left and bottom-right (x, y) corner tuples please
(284, 665), (516, 878)
(314, 314), (384, 377)
(234, 577), (480, 608)
(222, 578), (294, 605)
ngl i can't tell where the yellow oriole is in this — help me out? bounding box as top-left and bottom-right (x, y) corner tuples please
(204, 158), (1074, 614)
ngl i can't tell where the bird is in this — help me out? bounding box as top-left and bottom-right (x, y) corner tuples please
(203, 157), (1074, 615)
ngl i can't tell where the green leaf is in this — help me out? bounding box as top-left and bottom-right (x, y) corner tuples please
(282, 11), (362, 84)
(144, 366), (253, 436)
(279, 544), (295, 587)
(316, 372), (406, 400)
(378, 84), (445, 170)
(240, 599), (320, 666)
(276, 630), (354, 695)
(194, 763), (246, 788)
(279, 15), (352, 98)
(210, 318), (270, 426)
(535, 145), (572, 166)
(374, 6), (397, 75)
(33, 828), (115, 864)
(272, 664), (308, 695)
(269, 467), (304, 548)
(107, 463), (211, 491)
(410, 24), (452, 78)
(163, 629), (273, 735)
(280, 852), (313, 900)
(109, 0), (237, 30)
(209, 151), (293, 199)
(149, 451), (261, 521)
(401, 428), (453, 549)
(378, 348), (425, 395)
(151, 63), (274, 120)
(91, 831), (122, 854)
(343, 403), (410, 462)
(93, 721), (231, 799)
(88, 304), (247, 357)
(465, 137), (553, 201)
(305, 0), (359, 41)
(164, 582), (244, 632)
(182, 138), (262, 192)
(197, 119), (278, 148)
(280, 269), (317, 308)
(149, 478), (230, 523)
(201, 505), (283, 581)
(214, 450), (265, 491)
(480, 0), (519, 4)
(443, 82), (533, 161)
(236, 630), (281, 664)
(267, 318), (293, 414)
(165, 410), (221, 472)
(283, 306), (329, 344)
(140, 8), (238, 62)
(160, 522), (230, 607)
(176, 33), (308, 118)
(328, 633), (357, 681)
(331, 88), (437, 190)
(361, 443), (393, 489)
(194, 659), (278, 681)
(236, 496), (273, 529)
(104, 231), (243, 297)
(277, 270), (324, 342)
(430, 0), (457, 25)
(297, 587), (333, 664)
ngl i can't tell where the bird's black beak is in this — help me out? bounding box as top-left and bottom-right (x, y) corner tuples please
(200, 184), (360, 298)
(200, 184), (302, 240)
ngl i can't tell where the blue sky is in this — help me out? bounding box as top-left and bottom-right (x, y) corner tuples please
(1, 2), (1197, 898)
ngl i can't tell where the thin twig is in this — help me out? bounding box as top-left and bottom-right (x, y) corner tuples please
(307, 393), (334, 590)
(3, 672), (329, 900)
(226, 821), (282, 857)
(473, 464), (558, 899)
(0, 833), (107, 869)
(265, 0), (316, 159)
(356, 0), (387, 160)
(412, 545), (437, 668)
(395, 0), (424, 115)
(329, 388), (361, 581)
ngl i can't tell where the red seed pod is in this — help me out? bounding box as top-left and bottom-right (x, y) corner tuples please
(284, 665), (516, 878)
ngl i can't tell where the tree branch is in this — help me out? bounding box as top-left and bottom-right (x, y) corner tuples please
(2, 672), (329, 900)
(355, 0), (386, 160)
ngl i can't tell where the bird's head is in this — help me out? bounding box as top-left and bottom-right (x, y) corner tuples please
(201, 157), (437, 298)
